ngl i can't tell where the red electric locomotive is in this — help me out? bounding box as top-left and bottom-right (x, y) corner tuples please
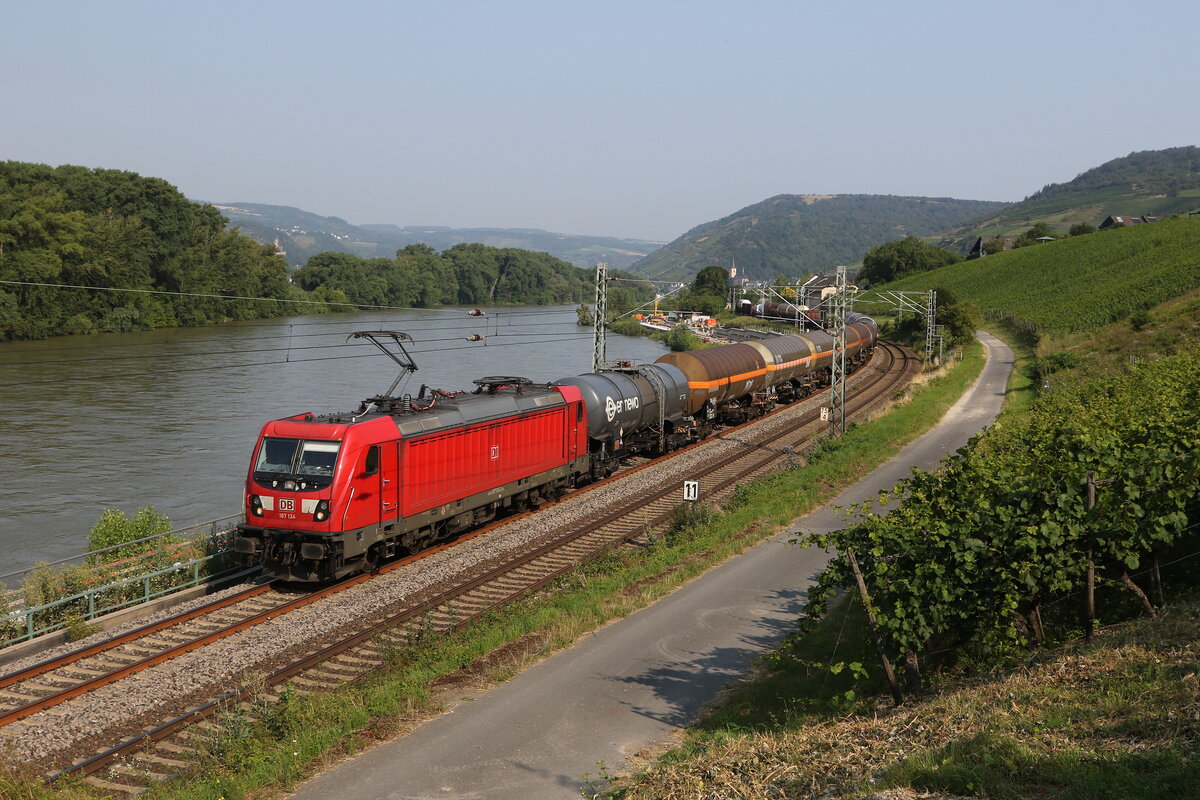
(234, 374), (590, 581)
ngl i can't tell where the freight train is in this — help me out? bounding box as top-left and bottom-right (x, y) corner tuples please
(234, 315), (878, 581)
(735, 298), (822, 326)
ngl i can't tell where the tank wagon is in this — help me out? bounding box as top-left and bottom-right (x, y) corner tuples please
(235, 319), (878, 581)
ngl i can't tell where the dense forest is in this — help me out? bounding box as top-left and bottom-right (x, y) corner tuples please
(0, 162), (298, 340)
(0, 162), (645, 342)
(292, 244), (653, 310)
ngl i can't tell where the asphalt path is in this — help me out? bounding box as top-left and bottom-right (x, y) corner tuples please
(286, 331), (1014, 800)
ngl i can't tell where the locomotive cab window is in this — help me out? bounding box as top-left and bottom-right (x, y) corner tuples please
(364, 445), (379, 475)
(253, 437), (341, 490)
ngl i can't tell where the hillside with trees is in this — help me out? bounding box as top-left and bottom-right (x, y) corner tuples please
(292, 243), (653, 310)
(631, 194), (1008, 283)
(0, 162), (296, 341)
(211, 202), (663, 272)
(858, 235), (962, 286)
(937, 146), (1200, 250)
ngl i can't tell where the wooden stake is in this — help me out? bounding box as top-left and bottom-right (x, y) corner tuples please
(846, 550), (903, 706)
(1151, 551), (1166, 608)
(1085, 471), (1096, 643)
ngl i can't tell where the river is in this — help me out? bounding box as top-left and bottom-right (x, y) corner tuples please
(0, 306), (668, 575)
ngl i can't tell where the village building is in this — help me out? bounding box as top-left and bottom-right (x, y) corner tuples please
(1098, 214), (1162, 230)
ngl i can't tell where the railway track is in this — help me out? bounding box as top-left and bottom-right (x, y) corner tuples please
(5, 341), (916, 795)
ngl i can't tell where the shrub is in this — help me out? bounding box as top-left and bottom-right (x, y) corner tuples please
(86, 506), (174, 562)
(663, 324), (702, 352)
(64, 615), (101, 642)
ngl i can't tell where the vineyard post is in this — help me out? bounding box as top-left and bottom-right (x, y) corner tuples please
(1085, 470), (1096, 643)
(1151, 552), (1166, 608)
(846, 550), (903, 706)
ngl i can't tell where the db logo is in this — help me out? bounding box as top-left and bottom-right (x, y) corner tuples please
(278, 498), (296, 512)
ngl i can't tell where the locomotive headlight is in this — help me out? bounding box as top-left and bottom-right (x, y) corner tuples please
(283, 479), (298, 491)
(250, 495), (264, 517)
(314, 499), (330, 521)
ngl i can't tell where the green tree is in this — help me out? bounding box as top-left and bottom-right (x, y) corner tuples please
(1069, 222), (1096, 236)
(691, 265), (728, 297)
(860, 236), (961, 285)
(771, 274), (797, 299)
(0, 161), (296, 340)
(1012, 222), (1055, 248)
(663, 324), (702, 351)
(682, 291), (724, 317)
(87, 506), (173, 562)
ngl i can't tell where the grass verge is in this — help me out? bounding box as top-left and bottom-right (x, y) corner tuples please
(981, 320), (1037, 419)
(3, 340), (986, 800)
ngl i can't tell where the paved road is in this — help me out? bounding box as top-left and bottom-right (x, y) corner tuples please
(286, 332), (1014, 800)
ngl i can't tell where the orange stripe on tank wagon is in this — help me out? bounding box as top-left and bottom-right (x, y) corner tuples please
(684, 335), (871, 390)
(687, 367), (765, 390)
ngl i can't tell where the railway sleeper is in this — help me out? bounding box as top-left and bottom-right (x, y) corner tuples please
(60, 664), (110, 679)
(19, 680), (63, 694)
(136, 752), (194, 770)
(27, 674), (78, 688)
(108, 761), (168, 781)
(321, 663), (367, 678)
(290, 675), (343, 690)
(333, 654), (383, 667)
(84, 775), (143, 795)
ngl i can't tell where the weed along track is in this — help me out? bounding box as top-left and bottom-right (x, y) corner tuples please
(0, 343), (915, 796)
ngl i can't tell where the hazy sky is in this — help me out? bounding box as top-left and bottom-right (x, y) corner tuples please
(5, 1), (1197, 241)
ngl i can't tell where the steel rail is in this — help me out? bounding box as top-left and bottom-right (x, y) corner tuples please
(0, 584), (274, 691)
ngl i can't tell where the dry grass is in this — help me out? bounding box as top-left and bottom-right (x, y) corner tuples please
(604, 602), (1200, 800)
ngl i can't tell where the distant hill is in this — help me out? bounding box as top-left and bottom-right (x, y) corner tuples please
(631, 194), (1009, 283)
(937, 146), (1200, 249)
(206, 202), (663, 271)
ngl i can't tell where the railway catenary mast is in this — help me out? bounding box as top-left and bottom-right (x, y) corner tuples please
(828, 264), (850, 435)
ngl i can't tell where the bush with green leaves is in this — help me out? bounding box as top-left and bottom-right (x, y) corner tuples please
(86, 506), (174, 562)
(663, 324), (703, 352)
(802, 347), (1200, 673)
(0, 585), (19, 642)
